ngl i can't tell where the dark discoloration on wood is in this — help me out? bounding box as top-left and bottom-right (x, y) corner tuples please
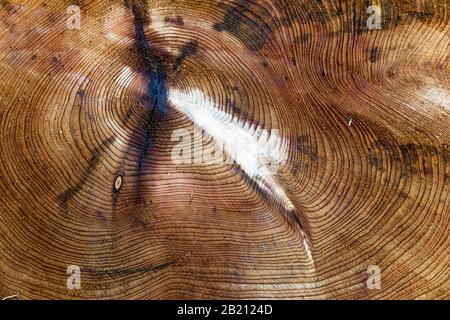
(58, 0), (204, 214)
(125, 0), (150, 24)
(370, 47), (379, 63)
(136, 110), (157, 191)
(367, 151), (384, 171)
(294, 33), (310, 44)
(368, 139), (450, 180)
(279, 0), (447, 40)
(213, 0), (271, 51)
(0, 0), (14, 11)
(174, 40), (198, 70)
(58, 137), (116, 213)
(297, 135), (318, 161)
(82, 260), (177, 277)
(165, 15), (184, 26)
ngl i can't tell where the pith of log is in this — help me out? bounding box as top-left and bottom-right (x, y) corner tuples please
(0, 0), (449, 299)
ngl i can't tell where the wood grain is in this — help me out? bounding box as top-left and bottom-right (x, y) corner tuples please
(0, 0), (449, 299)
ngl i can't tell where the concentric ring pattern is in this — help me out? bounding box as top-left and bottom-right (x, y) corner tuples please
(0, 0), (449, 299)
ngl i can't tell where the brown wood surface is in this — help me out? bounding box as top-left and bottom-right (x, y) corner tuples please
(0, 0), (449, 299)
